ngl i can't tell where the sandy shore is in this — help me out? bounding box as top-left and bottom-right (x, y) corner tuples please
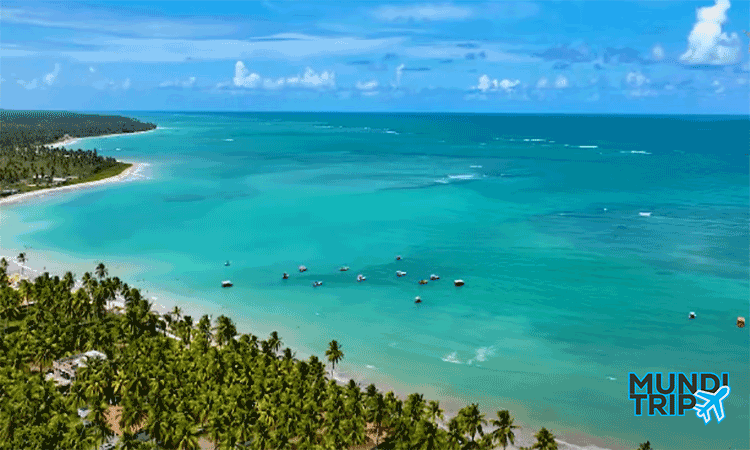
(45, 127), (158, 149)
(0, 162), (149, 208)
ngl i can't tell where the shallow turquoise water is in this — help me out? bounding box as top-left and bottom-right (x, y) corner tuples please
(2, 113), (748, 450)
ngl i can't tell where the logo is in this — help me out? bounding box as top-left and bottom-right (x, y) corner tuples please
(629, 372), (730, 424)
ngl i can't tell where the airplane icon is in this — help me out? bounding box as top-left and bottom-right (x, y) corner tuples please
(693, 386), (730, 424)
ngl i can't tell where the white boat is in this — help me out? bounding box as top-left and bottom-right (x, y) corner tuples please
(396, 270), (407, 277)
(312, 281), (323, 287)
(299, 265), (308, 272)
(222, 280), (233, 287)
(357, 274), (366, 282)
(340, 266), (350, 272)
(415, 296), (422, 304)
(689, 311), (696, 319)
(454, 279), (465, 287)
(430, 274), (440, 280)
(282, 272), (289, 280)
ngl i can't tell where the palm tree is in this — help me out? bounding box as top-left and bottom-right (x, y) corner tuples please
(0, 257), (8, 275)
(214, 315), (237, 347)
(458, 403), (487, 448)
(325, 340), (344, 378)
(490, 410), (518, 449)
(269, 330), (282, 354)
(171, 305), (182, 322)
(17, 252), (26, 276)
(528, 427), (558, 450)
(95, 262), (108, 280)
(637, 442), (653, 450)
(427, 400), (444, 423)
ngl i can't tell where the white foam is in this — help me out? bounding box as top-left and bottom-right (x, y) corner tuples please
(384, 130), (399, 135)
(530, 138), (545, 142)
(223, 138), (234, 142)
(466, 346), (496, 365)
(366, 365), (376, 369)
(434, 179), (450, 184)
(441, 352), (462, 364)
(469, 165), (483, 168)
(620, 150), (651, 155)
(639, 212), (652, 217)
(578, 145), (598, 149)
(606, 376), (617, 381)
(447, 174), (475, 180)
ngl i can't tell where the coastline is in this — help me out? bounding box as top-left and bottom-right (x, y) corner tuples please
(0, 162), (148, 208)
(44, 127), (159, 149)
(2, 251), (618, 450)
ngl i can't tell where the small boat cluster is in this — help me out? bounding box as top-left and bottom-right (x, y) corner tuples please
(276, 255), (466, 304)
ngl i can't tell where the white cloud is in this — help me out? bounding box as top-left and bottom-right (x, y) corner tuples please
(231, 62), (335, 90)
(651, 44), (665, 61)
(554, 75), (568, 89)
(536, 77), (548, 89)
(395, 64), (405, 87)
(43, 63), (60, 85)
(355, 80), (379, 90)
(712, 79), (725, 93)
(473, 74), (520, 93)
(159, 76), (196, 88)
(233, 61), (261, 88)
(89, 66), (96, 73)
(122, 78), (131, 90)
(680, 0), (740, 65)
(17, 79), (38, 90)
(372, 4), (473, 22)
(626, 71), (649, 87)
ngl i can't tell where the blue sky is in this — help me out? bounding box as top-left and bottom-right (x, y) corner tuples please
(1, 0), (748, 113)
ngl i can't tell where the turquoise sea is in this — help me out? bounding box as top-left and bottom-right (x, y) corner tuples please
(1, 112), (748, 450)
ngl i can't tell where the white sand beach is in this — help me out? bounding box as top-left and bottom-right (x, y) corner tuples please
(0, 162), (149, 207)
(45, 127), (159, 149)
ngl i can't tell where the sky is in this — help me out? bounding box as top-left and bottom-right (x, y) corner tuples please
(1, 0), (749, 113)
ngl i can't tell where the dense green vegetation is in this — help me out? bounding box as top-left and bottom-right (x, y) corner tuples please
(0, 110), (155, 194)
(0, 260), (594, 450)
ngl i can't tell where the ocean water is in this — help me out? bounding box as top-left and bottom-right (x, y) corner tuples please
(1, 112), (747, 450)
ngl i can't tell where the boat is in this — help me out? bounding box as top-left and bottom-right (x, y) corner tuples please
(357, 274), (366, 282)
(454, 279), (465, 287)
(396, 255), (402, 261)
(339, 266), (350, 272)
(430, 274), (440, 280)
(688, 311), (696, 319)
(221, 280), (233, 287)
(225, 261), (230, 266)
(415, 296), (422, 304)
(312, 281), (323, 287)
(738, 317), (746, 328)
(418, 279), (428, 285)
(282, 272), (289, 280)
(299, 265), (307, 273)
(396, 270), (407, 277)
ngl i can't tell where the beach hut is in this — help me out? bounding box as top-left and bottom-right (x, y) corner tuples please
(454, 279), (465, 287)
(738, 317), (745, 328)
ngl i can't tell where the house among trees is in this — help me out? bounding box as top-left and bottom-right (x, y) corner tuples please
(46, 350), (107, 387)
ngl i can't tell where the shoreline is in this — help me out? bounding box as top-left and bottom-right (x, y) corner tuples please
(45, 127), (159, 149)
(1, 251), (618, 450)
(0, 162), (149, 207)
